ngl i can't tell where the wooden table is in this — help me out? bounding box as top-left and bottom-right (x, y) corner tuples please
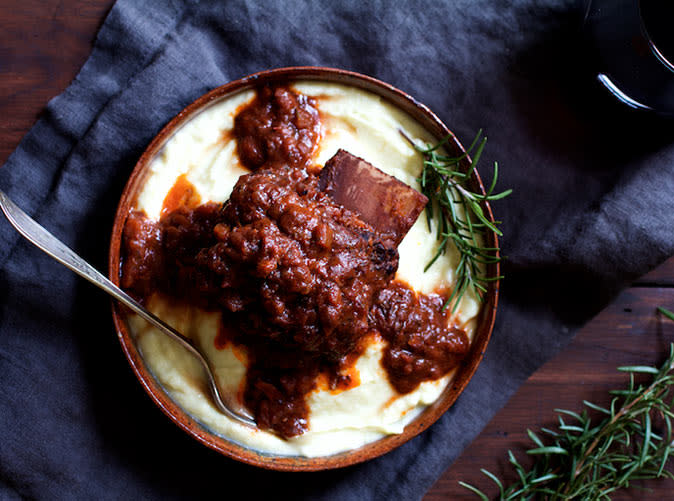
(2, 2), (673, 498)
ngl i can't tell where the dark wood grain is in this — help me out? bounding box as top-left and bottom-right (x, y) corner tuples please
(1, 0), (673, 497)
(635, 257), (674, 286)
(0, 0), (115, 165)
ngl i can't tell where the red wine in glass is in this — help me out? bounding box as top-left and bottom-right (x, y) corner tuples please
(584, 0), (674, 116)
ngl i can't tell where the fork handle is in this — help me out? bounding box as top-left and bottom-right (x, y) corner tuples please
(0, 190), (192, 347)
(0, 190), (256, 425)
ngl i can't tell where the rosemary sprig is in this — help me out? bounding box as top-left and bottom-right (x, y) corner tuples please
(461, 307), (674, 500)
(401, 129), (511, 313)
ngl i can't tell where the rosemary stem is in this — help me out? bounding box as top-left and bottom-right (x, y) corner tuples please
(399, 128), (509, 314)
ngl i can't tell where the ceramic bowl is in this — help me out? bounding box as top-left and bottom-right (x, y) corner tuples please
(108, 66), (499, 471)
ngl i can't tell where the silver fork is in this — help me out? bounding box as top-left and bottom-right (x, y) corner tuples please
(0, 190), (256, 427)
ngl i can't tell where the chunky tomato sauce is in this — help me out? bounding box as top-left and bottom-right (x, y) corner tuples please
(234, 86), (321, 170)
(121, 85), (469, 438)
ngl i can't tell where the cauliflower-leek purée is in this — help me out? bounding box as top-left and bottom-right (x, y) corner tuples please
(123, 81), (481, 457)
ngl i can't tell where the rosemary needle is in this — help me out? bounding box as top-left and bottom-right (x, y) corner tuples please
(401, 129), (511, 313)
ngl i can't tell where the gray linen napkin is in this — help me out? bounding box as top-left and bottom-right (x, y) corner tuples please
(1, 0), (673, 499)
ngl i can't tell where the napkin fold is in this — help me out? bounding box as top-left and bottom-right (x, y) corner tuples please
(1, 0), (673, 499)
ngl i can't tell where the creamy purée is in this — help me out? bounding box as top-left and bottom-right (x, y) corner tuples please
(126, 82), (481, 457)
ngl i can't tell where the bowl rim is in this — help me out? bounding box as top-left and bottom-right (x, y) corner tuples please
(108, 66), (500, 471)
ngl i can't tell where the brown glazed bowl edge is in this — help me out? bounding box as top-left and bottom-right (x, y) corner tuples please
(108, 66), (500, 472)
